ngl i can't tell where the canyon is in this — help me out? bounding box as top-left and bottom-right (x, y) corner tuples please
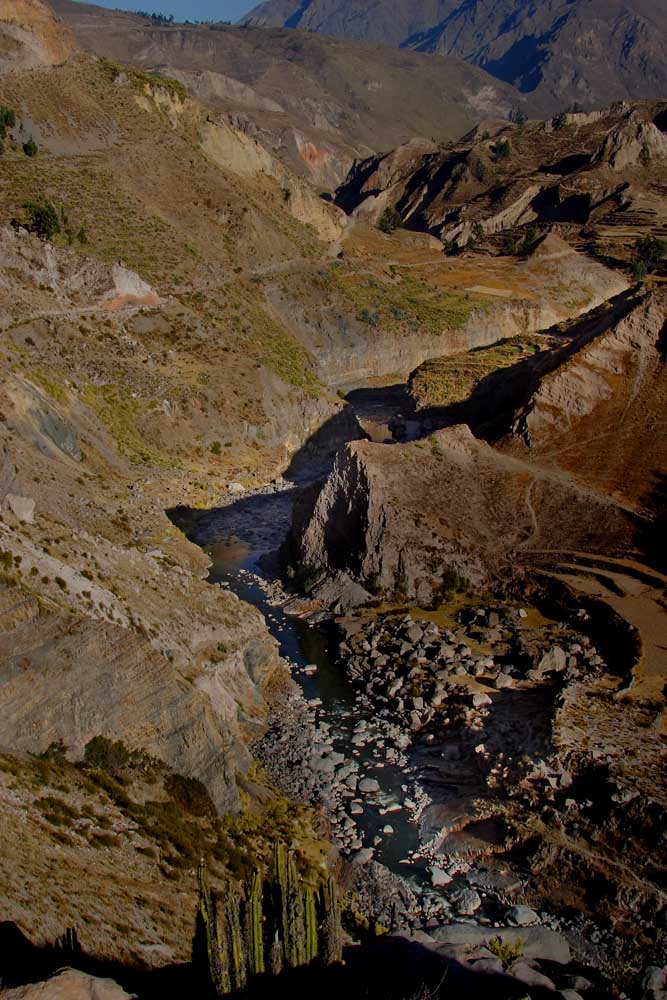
(0, 2), (666, 998)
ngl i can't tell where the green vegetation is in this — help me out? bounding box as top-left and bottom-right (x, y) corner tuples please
(633, 234), (666, 279)
(330, 269), (483, 336)
(412, 335), (544, 409)
(99, 57), (187, 101)
(377, 206), (402, 234)
(492, 138), (511, 161)
(23, 199), (60, 240)
(30, 369), (68, 404)
(488, 935), (524, 965)
(23, 138), (38, 158)
(195, 846), (342, 994)
(0, 106), (16, 148)
(194, 283), (321, 395)
(83, 382), (180, 468)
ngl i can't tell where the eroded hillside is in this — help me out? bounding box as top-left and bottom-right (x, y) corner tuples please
(243, 0), (667, 115)
(1, 7), (666, 996)
(335, 101), (667, 266)
(52, 0), (522, 188)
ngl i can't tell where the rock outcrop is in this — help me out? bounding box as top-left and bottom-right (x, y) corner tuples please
(1, 969), (134, 1000)
(292, 287), (666, 604)
(334, 100), (667, 251)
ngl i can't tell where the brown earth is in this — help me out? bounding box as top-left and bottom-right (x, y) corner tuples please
(52, 0), (523, 189)
(335, 100), (667, 265)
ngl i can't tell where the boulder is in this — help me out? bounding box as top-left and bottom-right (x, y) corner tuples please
(506, 905), (540, 927)
(510, 960), (556, 991)
(453, 888), (482, 915)
(1, 969), (135, 999)
(5, 493), (35, 523)
(430, 866), (453, 887)
(535, 646), (567, 677)
(429, 925), (571, 965)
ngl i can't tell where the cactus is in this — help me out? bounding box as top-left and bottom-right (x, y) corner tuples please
(224, 887), (247, 991)
(196, 858), (227, 993)
(285, 850), (306, 968)
(320, 877), (343, 966)
(194, 845), (344, 996)
(304, 886), (319, 964)
(247, 870), (265, 975)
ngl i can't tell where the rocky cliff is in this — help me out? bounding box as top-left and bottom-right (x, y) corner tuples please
(53, 0), (521, 187)
(292, 288), (666, 604)
(334, 100), (667, 258)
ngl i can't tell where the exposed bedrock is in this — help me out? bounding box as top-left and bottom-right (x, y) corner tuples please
(266, 235), (628, 386)
(0, 584), (283, 814)
(292, 287), (666, 605)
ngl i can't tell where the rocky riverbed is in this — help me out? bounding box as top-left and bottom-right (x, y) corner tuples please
(171, 472), (665, 999)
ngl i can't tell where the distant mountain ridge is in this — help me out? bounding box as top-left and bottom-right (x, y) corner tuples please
(53, 0), (522, 187)
(242, 0), (667, 114)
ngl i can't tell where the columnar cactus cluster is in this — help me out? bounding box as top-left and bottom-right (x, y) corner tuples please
(195, 846), (343, 994)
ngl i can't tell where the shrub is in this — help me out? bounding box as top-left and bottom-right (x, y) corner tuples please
(210, 440), (221, 455)
(165, 772), (216, 818)
(0, 106), (16, 139)
(635, 234), (666, 271)
(83, 735), (131, 773)
(631, 259), (648, 283)
(492, 139), (511, 160)
(23, 137), (38, 157)
(378, 207), (402, 234)
(501, 232), (518, 255)
(488, 935), (524, 965)
(24, 200), (61, 240)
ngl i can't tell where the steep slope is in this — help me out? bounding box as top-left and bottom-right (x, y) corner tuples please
(243, 0), (667, 114)
(0, 0), (76, 72)
(53, 0), (520, 187)
(334, 101), (667, 262)
(292, 287), (666, 602)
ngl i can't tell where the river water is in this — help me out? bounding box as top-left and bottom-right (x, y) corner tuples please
(172, 385), (439, 890)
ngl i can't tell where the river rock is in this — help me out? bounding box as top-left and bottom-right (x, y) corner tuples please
(506, 905), (541, 927)
(358, 777), (380, 793)
(454, 888), (482, 915)
(535, 646), (567, 676)
(351, 848), (374, 864)
(430, 867), (453, 887)
(510, 961), (557, 991)
(472, 692), (492, 708)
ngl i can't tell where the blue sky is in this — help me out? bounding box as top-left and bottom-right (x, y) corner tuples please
(73, 0), (258, 22)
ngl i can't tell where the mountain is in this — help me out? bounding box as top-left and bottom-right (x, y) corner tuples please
(52, 0), (521, 188)
(242, 0), (667, 115)
(0, 0), (76, 71)
(334, 101), (667, 260)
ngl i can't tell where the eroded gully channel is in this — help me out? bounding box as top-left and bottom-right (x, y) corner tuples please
(170, 384), (447, 910)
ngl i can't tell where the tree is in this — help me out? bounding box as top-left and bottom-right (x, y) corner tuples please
(378, 206), (401, 233)
(23, 137), (38, 157)
(510, 105), (527, 126)
(23, 199), (61, 240)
